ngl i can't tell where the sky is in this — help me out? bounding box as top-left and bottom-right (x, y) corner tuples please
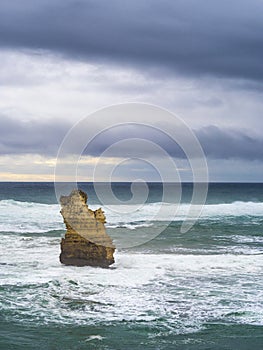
(0, 0), (263, 182)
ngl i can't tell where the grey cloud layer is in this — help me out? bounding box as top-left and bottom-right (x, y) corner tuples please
(1, 115), (262, 160)
(197, 126), (263, 160)
(84, 125), (263, 160)
(0, 115), (70, 155)
(0, 0), (263, 81)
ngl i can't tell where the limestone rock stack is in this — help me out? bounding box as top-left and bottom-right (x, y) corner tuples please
(59, 189), (115, 267)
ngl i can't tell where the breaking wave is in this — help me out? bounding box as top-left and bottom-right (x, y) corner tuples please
(0, 199), (263, 233)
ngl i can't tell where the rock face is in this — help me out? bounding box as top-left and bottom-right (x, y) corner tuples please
(59, 190), (115, 267)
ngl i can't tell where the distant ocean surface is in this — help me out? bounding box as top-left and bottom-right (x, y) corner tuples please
(0, 182), (263, 349)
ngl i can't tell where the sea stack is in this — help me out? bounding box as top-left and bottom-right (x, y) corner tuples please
(59, 189), (115, 267)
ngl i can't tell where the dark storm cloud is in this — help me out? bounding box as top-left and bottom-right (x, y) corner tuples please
(84, 124), (263, 160)
(197, 126), (263, 160)
(0, 0), (263, 81)
(0, 115), (70, 155)
(0, 118), (181, 157)
(1, 115), (263, 160)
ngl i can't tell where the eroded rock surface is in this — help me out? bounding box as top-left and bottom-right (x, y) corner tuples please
(59, 190), (115, 267)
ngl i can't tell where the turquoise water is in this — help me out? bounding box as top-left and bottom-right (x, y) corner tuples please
(0, 183), (263, 349)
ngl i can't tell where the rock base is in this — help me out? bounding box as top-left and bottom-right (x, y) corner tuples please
(60, 232), (115, 267)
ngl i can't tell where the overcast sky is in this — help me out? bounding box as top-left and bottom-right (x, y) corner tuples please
(0, 0), (263, 181)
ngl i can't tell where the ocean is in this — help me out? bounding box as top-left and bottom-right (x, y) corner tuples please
(0, 182), (263, 349)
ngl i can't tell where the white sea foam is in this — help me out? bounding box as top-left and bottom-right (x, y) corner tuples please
(1, 238), (263, 329)
(0, 200), (63, 233)
(230, 235), (263, 244)
(106, 222), (153, 230)
(85, 335), (105, 342)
